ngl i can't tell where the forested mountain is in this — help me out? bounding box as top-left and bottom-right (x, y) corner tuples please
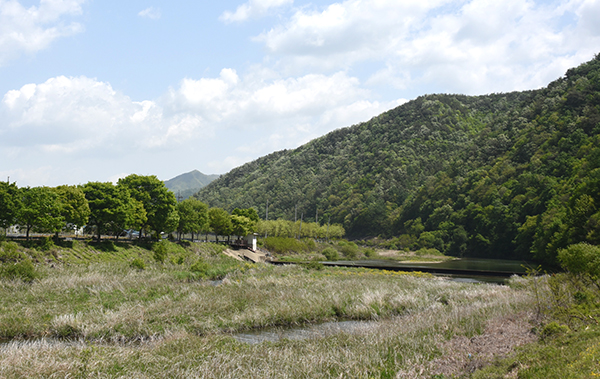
(164, 170), (219, 200)
(196, 54), (600, 264)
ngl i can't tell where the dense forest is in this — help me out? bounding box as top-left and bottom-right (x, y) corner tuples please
(196, 54), (600, 265)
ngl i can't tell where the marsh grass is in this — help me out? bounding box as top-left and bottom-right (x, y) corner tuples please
(0, 257), (534, 378)
(0, 279), (532, 378)
(0, 240), (538, 377)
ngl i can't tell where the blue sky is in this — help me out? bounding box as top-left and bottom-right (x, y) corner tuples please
(1, 0), (599, 187)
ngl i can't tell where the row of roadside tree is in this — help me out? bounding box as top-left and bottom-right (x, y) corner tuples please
(0, 174), (345, 242)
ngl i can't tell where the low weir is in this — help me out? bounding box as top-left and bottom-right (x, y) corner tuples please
(271, 258), (534, 282)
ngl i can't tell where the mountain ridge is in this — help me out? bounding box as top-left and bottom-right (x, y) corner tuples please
(164, 170), (219, 200)
(195, 54), (600, 264)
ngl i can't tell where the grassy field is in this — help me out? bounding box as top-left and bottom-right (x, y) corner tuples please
(0, 239), (598, 378)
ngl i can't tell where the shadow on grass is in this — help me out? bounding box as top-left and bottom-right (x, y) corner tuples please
(89, 240), (135, 252)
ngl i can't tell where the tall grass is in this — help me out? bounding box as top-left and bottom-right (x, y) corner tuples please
(0, 260), (534, 377)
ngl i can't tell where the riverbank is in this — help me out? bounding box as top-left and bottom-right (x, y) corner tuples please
(0, 239), (597, 377)
(0, 262), (533, 377)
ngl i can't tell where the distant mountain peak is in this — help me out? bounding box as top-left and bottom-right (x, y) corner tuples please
(164, 170), (219, 200)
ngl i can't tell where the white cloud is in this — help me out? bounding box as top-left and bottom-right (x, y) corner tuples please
(220, 0), (293, 23)
(254, 0), (600, 94)
(0, 0), (86, 66)
(1, 69), (397, 186)
(138, 6), (161, 20)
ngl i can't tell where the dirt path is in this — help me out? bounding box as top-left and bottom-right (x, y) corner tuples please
(428, 312), (537, 377)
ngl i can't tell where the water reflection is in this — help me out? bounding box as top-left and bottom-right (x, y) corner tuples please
(335, 258), (532, 273)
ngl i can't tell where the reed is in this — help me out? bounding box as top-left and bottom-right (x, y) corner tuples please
(0, 259), (533, 378)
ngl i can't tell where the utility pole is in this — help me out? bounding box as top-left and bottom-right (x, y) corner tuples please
(299, 212), (303, 239)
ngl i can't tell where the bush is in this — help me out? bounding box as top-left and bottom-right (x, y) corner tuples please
(302, 261), (324, 270)
(364, 248), (377, 258)
(130, 258), (146, 270)
(1, 259), (38, 282)
(263, 237), (308, 254)
(0, 242), (25, 263)
(153, 242), (168, 263)
(339, 242), (359, 259)
(39, 237), (55, 251)
(190, 259), (210, 277)
(322, 247), (339, 261)
(558, 243), (600, 278)
(540, 322), (570, 340)
(415, 247), (444, 256)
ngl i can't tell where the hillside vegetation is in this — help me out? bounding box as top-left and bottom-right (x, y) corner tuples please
(164, 170), (220, 200)
(196, 54), (600, 265)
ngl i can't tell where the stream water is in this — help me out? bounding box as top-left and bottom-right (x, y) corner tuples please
(233, 320), (378, 344)
(1, 258), (535, 348)
(328, 258), (535, 283)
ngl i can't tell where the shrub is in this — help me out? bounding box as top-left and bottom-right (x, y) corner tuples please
(415, 247), (444, 256)
(557, 243), (600, 279)
(263, 237), (308, 254)
(322, 247), (339, 261)
(540, 322), (570, 339)
(130, 258), (146, 270)
(153, 242), (168, 263)
(364, 248), (377, 258)
(339, 242), (359, 259)
(190, 259), (210, 277)
(302, 261), (324, 270)
(39, 237), (55, 251)
(0, 242), (25, 263)
(1, 259), (38, 282)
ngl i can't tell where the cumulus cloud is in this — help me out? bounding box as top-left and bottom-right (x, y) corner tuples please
(0, 69), (398, 184)
(138, 6), (161, 20)
(220, 0), (293, 23)
(0, 0), (86, 66)
(254, 0), (600, 94)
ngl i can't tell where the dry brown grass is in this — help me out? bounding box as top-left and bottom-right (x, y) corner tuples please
(0, 263), (535, 378)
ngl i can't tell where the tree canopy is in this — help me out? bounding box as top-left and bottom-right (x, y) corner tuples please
(118, 174), (179, 237)
(195, 54), (600, 265)
(82, 182), (135, 240)
(18, 187), (63, 240)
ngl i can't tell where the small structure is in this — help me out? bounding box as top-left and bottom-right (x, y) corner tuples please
(245, 233), (258, 251)
(230, 233), (258, 252)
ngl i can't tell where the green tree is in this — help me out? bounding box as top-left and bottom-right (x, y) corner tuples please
(177, 198), (209, 241)
(18, 187), (64, 241)
(0, 181), (20, 230)
(208, 207), (232, 242)
(118, 174), (179, 238)
(232, 208), (259, 222)
(82, 182), (135, 241)
(126, 198), (148, 238)
(558, 243), (600, 280)
(231, 214), (253, 238)
(53, 185), (90, 238)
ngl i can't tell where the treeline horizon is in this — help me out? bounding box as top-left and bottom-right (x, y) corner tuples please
(0, 174), (345, 242)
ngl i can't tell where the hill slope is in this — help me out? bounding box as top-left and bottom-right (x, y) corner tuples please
(196, 54), (600, 264)
(164, 170), (219, 200)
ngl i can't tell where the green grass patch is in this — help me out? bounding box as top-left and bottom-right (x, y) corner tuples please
(472, 326), (600, 379)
